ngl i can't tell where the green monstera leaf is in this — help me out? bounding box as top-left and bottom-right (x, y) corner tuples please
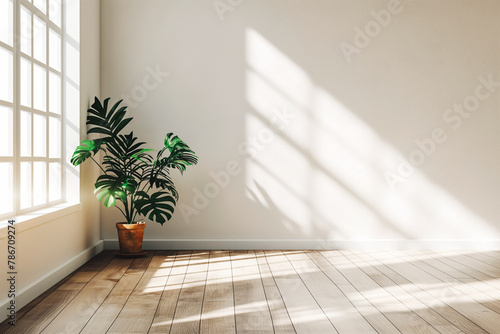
(135, 191), (176, 225)
(94, 174), (138, 208)
(71, 140), (101, 166)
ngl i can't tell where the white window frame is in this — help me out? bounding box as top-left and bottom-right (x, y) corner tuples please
(0, 0), (79, 224)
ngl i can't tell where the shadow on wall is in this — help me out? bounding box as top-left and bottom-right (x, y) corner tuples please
(234, 0), (499, 242)
(100, 0), (500, 244)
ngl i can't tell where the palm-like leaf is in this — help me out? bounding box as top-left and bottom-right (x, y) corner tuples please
(103, 131), (151, 179)
(157, 133), (198, 174)
(86, 97), (132, 144)
(135, 191), (176, 225)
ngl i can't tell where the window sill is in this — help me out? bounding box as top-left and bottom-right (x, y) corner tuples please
(0, 203), (82, 239)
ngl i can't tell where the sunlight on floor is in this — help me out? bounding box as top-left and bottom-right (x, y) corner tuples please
(144, 250), (500, 328)
(148, 250), (500, 331)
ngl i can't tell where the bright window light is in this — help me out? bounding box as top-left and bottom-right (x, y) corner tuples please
(0, 0), (80, 220)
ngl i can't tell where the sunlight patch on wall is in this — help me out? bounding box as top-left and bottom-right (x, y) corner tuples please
(246, 29), (312, 109)
(244, 28), (498, 240)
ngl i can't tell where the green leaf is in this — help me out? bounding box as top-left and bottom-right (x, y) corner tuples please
(107, 100), (124, 121)
(94, 174), (136, 208)
(113, 117), (133, 135)
(121, 178), (138, 193)
(87, 127), (112, 136)
(86, 97), (132, 141)
(132, 148), (154, 162)
(158, 133), (198, 174)
(71, 140), (101, 166)
(91, 96), (104, 116)
(135, 192), (176, 225)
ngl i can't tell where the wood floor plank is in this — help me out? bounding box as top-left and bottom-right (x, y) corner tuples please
(265, 250), (338, 334)
(148, 251), (192, 333)
(255, 250), (295, 334)
(471, 251), (500, 263)
(455, 250), (500, 271)
(443, 250), (500, 278)
(427, 250), (500, 292)
(231, 250), (274, 333)
(80, 252), (157, 333)
(348, 250), (464, 334)
(4, 251), (115, 334)
(366, 250), (493, 334)
(169, 251), (210, 334)
(388, 250), (500, 333)
(330, 250), (440, 334)
(361, 250), (489, 334)
(402, 250), (500, 315)
(199, 250), (235, 334)
(38, 257), (134, 334)
(285, 251), (377, 334)
(6, 250), (500, 334)
(423, 250), (500, 305)
(105, 251), (176, 333)
(307, 251), (401, 334)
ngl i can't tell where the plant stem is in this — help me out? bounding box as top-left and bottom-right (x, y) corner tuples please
(115, 204), (127, 220)
(91, 156), (107, 174)
(128, 197), (135, 223)
(123, 196), (131, 224)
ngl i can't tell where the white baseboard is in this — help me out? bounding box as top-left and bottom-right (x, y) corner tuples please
(103, 238), (500, 250)
(0, 240), (104, 317)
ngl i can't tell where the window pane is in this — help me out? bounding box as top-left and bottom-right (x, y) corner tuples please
(0, 163), (13, 214)
(0, 47), (13, 103)
(20, 162), (32, 209)
(49, 29), (61, 71)
(21, 110), (32, 156)
(34, 0), (47, 15)
(34, 162), (47, 206)
(0, 106), (13, 156)
(33, 64), (46, 111)
(49, 162), (61, 201)
(20, 57), (32, 107)
(0, 0), (13, 46)
(33, 15), (46, 64)
(49, 71), (61, 114)
(20, 6), (31, 55)
(49, 0), (61, 27)
(33, 113), (47, 157)
(49, 116), (61, 158)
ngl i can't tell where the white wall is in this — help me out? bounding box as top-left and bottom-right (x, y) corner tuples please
(0, 0), (102, 313)
(100, 0), (500, 249)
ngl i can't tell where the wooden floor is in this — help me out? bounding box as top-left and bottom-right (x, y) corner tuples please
(2, 250), (500, 334)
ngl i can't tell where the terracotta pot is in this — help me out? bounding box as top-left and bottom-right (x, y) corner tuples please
(116, 222), (146, 254)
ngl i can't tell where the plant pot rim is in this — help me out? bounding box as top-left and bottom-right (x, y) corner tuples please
(116, 222), (146, 230)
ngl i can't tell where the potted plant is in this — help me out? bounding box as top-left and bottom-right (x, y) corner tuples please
(71, 97), (198, 256)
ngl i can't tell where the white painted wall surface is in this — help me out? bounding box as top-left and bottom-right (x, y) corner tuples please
(100, 0), (500, 249)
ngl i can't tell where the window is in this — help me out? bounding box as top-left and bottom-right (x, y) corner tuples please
(0, 0), (79, 221)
